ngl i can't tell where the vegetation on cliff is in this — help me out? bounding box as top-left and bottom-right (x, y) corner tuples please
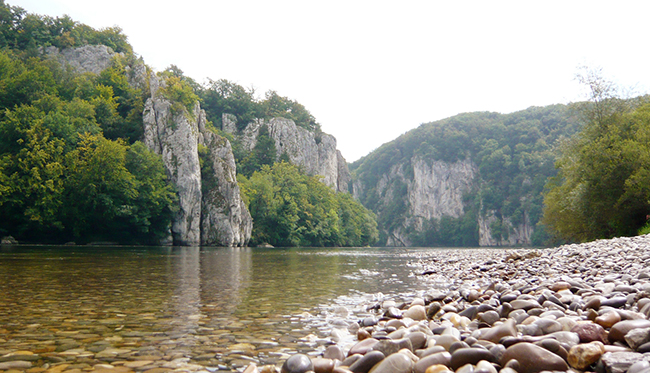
(0, 2), (175, 244)
(351, 105), (582, 246)
(543, 70), (650, 242)
(238, 162), (378, 247)
(0, 2), (376, 246)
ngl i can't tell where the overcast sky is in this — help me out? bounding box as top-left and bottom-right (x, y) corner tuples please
(9, 1), (650, 161)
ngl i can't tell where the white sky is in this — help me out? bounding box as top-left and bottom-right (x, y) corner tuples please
(9, 1), (650, 162)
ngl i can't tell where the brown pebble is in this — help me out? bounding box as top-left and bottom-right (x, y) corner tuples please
(595, 311), (621, 328)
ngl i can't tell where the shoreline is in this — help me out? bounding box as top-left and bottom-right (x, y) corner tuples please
(253, 234), (650, 373)
(1, 236), (649, 373)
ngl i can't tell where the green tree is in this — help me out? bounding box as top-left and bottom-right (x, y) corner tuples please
(239, 162), (378, 247)
(62, 134), (175, 243)
(239, 124), (277, 176)
(542, 71), (650, 241)
(199, 79), (262, 131)
(0, 105), (66, 236)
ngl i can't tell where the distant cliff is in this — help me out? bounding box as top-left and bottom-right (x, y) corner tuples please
(351, 106), (581, 247)
(222, 114), (351, 192)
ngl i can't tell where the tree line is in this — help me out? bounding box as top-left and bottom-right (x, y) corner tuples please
(0, 1), (378, 246)
(543, 70), (650, 242)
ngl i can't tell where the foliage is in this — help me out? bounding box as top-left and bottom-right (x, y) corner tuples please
(199, 79), (262, 131)
(351, 105), (582, 246)
(260, 90), (320, 132)
(198, 80), (321, 132)
(95, 56), (144, 142)
(0, 1), (131, 54)
(0, 7), (175, 244)
(239, 162), (378, 247)
(63, 135), (176, 244)
(238, 124), (277, 177)
(158, 70), (199, 121)
(543, 70), (650, 242)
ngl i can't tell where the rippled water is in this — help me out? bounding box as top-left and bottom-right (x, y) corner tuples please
(0, 246), (454, 370)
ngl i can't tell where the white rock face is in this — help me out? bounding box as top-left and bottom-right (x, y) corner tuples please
(408, 158), (476, 222)
(223, 115), (350, 192)
(143, 78), (202, 245)
(353, 155), (534, 247)
(354, 157), (477, 246)
(144, 75), (251, 246)
(199, 127), (253, 246)
(478, 210), (533, 246)
(44, 45), (251, 246)
(43, 45), (119, 74)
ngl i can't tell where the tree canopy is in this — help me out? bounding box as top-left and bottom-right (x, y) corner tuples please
(542, 71), (650, 242)
(0, 3), (175, 244)
(0, 0), (131, 54)
(239, 162), (378, 247)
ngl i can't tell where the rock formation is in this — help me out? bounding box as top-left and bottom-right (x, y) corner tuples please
(43, 45), (120, 74)
(199, 125), (252, 246)
(143, 75), (252, 246)
(223, 114), (350, 193)
(353, 156), (533, 247)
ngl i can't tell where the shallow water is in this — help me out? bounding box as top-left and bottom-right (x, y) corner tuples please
(0, 246), (458, 370)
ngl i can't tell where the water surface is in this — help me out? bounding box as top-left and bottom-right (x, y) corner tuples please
(0, 246), (452, 370)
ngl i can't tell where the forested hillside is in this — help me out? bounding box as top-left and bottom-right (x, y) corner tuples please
(351, 105), (583, 246)
(0, 1), (177, 244)
(0, 1), (377, 246)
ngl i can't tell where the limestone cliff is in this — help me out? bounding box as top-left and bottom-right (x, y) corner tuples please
(143, 75), (252, 246)
(353, 157), (478, 246)
(352, 155), (535, 247)
(478, 210), (534, 246)
(43, 45), (120, 74)
(198, 126), (253, 246)
(223, 114), (350, 192)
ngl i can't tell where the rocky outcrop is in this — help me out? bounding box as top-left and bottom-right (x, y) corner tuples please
(353, 156), (533, 247)
(198, 126), (253, 246)
(478, 210), (534, 246)
(223, 115), (350, 192)
(409, 158), (476, 223)
(144, 75), (251, 246)
(354, 157), (477, 246)
(43, 45), (120, 74)
(41, 46), (251, 246)
(143, 80), (203, 246)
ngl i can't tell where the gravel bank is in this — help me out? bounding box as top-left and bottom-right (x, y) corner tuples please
(254, 235), (650, 373)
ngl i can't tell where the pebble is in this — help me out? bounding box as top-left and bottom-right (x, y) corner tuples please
(500, 343), (568, 373)
(366, 352), (412, 373)
(610, 319), (650, 343)
(264, 235), (650, 373)
(281, 354), (313, 373)
(567, 341), (605, 369)
(349, 351), (385, 373)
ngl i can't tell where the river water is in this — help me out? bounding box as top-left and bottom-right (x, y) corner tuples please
(0, 246), (456, 371)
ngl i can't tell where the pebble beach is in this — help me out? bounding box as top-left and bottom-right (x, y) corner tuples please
(267, 235), (650, 373)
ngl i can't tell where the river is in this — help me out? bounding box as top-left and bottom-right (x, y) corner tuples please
(0, 246), (458, 371)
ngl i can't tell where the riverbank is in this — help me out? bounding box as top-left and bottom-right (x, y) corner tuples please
(256, 235), (650, 373)
(1, 236), (649, 373)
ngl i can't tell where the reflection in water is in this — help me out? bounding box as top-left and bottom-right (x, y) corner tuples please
(0, 246), (448, 370)
(200, 247), (252, 315)
(171, 247), (200, 348)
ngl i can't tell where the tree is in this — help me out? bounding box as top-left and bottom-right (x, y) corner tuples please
(0, 105), (66, 236)
(542, 70), (650, 242)
(239, 162), (378, 247)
